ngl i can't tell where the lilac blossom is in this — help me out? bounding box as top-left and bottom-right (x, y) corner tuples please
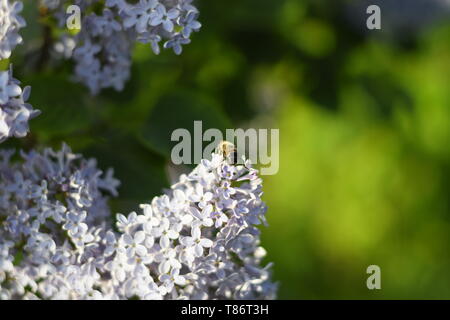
(94, 146), (277, 299)
(0, 67), (40, 143)
(0, 0), (26, 59)
(0, 145), (276, 300)
(0, 144), (119, 299)
(40, 0), (202, 94)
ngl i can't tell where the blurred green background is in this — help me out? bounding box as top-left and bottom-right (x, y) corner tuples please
(4, 0), (450, 299)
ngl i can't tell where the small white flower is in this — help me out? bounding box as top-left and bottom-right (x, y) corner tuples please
(159, 268), (186, 292)
(189, 184), (213, 209)
(190, 205), (214, 227)
(163, 34), (191, 55)
(149, 3), (179, 32)
(179, 10), (201, 38)
(116, 212), (138, 232)
(122, 231), (147, 258)
(104, 230), (118, 256)
(180, 227), (213, 257)
(150, 217), (179, 248)
(154, 247), (181, 274)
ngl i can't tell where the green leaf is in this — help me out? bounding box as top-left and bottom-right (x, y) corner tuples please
(139, 90), (232, 159)
(82, 132), (169, 214)
(25, 72), (93, 140)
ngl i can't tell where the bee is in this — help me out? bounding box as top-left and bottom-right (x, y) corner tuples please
(216, 140), (238, 164)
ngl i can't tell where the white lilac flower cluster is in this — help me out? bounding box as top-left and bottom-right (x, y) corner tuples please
(0, 1), (38, 143)
(42, 0), (202, 94)
(0, 66), (40, 143)
(0, 0), (200, 142)
(106, 151), (276, 299)
(0, 145), (276, 299)
(0, 0), (25, 60)
(0, 144), (120, 299)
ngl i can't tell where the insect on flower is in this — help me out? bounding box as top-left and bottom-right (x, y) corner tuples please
(216, 140), (238, 164)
